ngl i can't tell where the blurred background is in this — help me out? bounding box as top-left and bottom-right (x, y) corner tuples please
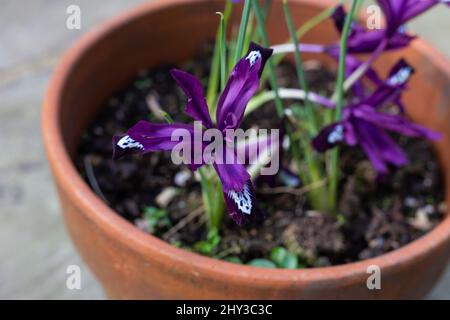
(0, 0), (449, 299)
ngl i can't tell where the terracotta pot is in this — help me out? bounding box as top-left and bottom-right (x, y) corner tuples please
(42, 0), (450, 299)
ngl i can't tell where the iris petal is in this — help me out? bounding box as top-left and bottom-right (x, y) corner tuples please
(216, 42), (273, 132)
(312, 122), (344, 152)
(213, 161), (250, 193)
(127, 120), (195, 151)
(113, 120), (205, 170)
(353, 105), (441, 140)
(216, 58), (260, 132)
(223, 180), (263, 226)
(355, 120), (407, 173)
(170, 69), (213, 129)
(112, 134), (144, 160)
(359, 59), (414, 109)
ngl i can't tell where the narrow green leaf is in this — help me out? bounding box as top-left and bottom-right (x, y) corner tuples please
(198, 167), (213, 224)
(252, 0), (284, 117)
(282, 0), (324, 201)
(198, 167), (224, 232)
(282, 0), (310, 107)
(210, 177), (225, 230)
(216, 12), (227, 91)
(160, 111), (174, 124)
(206, 36), (221, 113)
(328, 0), (361, 213)
(234, 0), (252, 63)
(206, 1), (233, 117)
(263, 3), (342, 84)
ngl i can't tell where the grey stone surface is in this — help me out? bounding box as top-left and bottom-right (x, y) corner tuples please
(0, 1), (449, 300)
(0, 0), (146, 300)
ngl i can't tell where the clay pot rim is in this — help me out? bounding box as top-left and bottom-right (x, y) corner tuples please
(43, 0), (450, 285)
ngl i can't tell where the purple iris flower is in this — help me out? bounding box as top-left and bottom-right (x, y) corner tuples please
(329, 1), (450, 54)
(113, 42), (273, 226)
(378, 0), (450, 34)
(312, 59), (441, 174)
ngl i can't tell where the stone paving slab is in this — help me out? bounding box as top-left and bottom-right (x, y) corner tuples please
(0, 0), (146, 300)
(0, 0), (449, 300)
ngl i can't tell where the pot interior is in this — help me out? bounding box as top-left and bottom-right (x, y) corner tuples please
(57, 0), (450, 213)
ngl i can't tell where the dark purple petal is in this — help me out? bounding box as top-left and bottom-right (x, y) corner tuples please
(355, 120), (408, 174)
(330, 0), (443, 55)
(213, 161), (250, 193)
(361, 85), (399, 110)
(348, 29), (411, 53)
(349, 29), (386, 53)
(329, 4), (415, 54)
(246, 42), (273, 77)
(170, 69), (213, 128)
(402, 0), (437, 22)
(377, 0), (407, 33)
(353, 105), (441, 140)
(387, 32), (416, 50)
(223, 180), (263, 226)
(344, 28), (414, 54)
(127, 120), (195, 151)
(378, 0), (441, 30)
(343, 118), (359, 146)
(331, 6), (391, 53)
(312, 122), (344, 152)
(331, 5), (366, 36)
(216, 59), (260, 132)
(113, 120), (205, 170)
(112, 134), (145, 160)
(212, 144), (263, 226)
(216, 43), (272, 132)
(387, 59), (415, 82)
(360, 59), (414, 108)
(378, 0), (449, 33)
(331, 5), (346, 32)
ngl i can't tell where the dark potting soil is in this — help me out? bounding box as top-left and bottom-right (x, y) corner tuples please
(77, 42), (445, 267)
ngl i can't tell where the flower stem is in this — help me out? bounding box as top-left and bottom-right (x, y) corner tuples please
(329, 38), (387, 103)
(199, 167), (224, 231)
(271, 43), (325, 55)
(245, 89), (335, 115)
(283, 0), (318, 133)
(206, 1), (233, 115)
(283, 0), (310, 103)
(243, 12), (256, 56)
(269, 3), (342, 71)
(252, 0), (284, 117)
(206, 36), (220, 112)
(343, 38), (387, 92)
(333, 2), (360, 119)
(216, 12), (227, 91)
(328, 0), (360, 214)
